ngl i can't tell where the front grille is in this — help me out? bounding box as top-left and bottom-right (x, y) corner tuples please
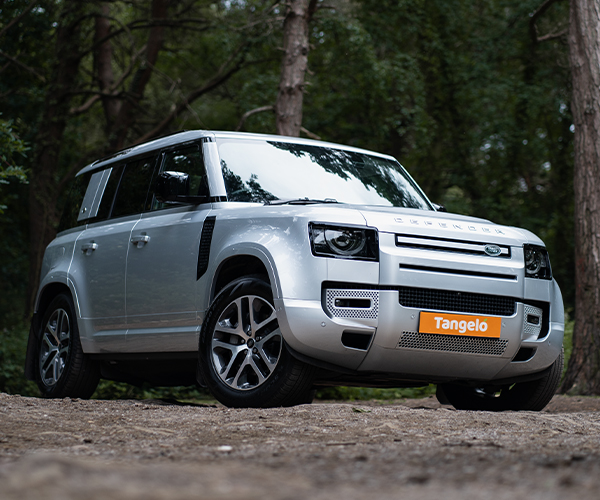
(398, 286), (516, 316)
(398, 331), (509, 356)
(395, 234), (511, 258)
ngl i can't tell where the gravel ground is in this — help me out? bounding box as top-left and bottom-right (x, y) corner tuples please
(1, 393), (599, 500)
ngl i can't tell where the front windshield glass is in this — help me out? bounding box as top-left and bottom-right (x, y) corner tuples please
(216, 139), (432, 209)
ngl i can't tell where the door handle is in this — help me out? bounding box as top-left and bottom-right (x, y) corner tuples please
(131, 234), (150, 248)
(81, 242), (98, 255)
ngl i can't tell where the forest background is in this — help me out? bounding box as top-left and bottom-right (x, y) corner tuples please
(0, 0), (578, 398)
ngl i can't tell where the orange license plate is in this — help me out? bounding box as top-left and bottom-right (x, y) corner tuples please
(419, 312), (502, 338)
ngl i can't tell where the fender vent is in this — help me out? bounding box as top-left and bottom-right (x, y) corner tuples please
(398, 331), (509, 356)
(197, 216), (216, 280)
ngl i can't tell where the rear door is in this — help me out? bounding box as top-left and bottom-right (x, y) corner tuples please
(72, 157), (157, 351)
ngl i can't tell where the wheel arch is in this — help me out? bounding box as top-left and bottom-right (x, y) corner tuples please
(211, 254), (272, 301)
(25, 282), (76, 382)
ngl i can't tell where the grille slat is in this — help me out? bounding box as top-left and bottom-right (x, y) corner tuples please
(398, 331), (509, 356)
(398, 286), (516, 316)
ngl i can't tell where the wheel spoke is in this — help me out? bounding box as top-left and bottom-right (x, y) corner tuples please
(249, 297), (277, 335)
(247, 356), (267, 385)
(39, 308), (71, 387)
(209, 291), (283, 392)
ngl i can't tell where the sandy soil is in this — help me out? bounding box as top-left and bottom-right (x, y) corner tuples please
(1, 393), (599, 500)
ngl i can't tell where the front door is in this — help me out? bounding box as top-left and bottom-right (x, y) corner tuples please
(125, 144), (212, 352)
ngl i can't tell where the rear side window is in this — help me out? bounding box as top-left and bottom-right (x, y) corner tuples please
(111, 157), (157, 218)
(58, 172), (92, 232)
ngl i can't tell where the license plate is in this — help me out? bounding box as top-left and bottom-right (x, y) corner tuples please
(419, 311), (502, 338)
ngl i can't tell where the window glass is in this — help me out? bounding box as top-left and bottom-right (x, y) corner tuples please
(217, 139), (432, 210)
(111, 157), (157, 218)
(152, 145), (208, 210)
(57, 172), (92, 232)
(95, 165), (123, 220)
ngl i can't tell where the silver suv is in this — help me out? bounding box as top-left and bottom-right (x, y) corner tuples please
(25, 131), (564, 410)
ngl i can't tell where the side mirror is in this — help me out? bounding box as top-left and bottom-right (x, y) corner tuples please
(155, 171), (207, 204)
(432, 203), (447, 212)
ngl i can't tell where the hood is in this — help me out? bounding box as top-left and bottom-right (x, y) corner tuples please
(355, 206), (544, 247)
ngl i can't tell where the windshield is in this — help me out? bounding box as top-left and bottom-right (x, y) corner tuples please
(216, 139), (432, 209)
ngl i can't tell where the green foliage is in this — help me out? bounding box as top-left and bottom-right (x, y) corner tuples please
(562, 316), (574, 381)
(316, 385), (436, 401)
(0, 0), (578, 400)
(92, 381), (213, 403)
(0, 115), (28, 212)
(0, 323), (38, 396)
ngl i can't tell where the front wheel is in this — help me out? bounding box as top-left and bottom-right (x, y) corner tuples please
(36, 293), (100, 398)
(199, 277), (316, 408)
(437, 349), (564, 411)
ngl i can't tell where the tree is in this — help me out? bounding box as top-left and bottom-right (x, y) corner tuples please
(26, 0), (92, 317)
(561, 0), (600, 394)
(274, 0), (318, 136)
(7, 0), (273, 316)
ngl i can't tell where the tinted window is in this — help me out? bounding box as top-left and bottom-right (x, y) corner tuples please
(217, 139), (432, 209)
(151, 145), (208, 210)
(111, 157), (157, 218)
(95, 165), (123, 220)
(58, 172), (92, 232)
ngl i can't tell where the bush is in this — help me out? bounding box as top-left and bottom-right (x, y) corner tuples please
(315, 385), (436, 401)
(0, 323), (38, 396)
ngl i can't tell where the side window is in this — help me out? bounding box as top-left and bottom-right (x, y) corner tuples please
(111, 157), (157, 218)
(152, 145), (208, 210)
(95, 165), (123, 220)
(57, 172), (92, 232)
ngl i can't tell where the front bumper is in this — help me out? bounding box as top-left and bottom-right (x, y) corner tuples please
(276, 286), (564, 384)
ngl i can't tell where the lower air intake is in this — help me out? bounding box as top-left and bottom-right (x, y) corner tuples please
(398, 331), (509, 356)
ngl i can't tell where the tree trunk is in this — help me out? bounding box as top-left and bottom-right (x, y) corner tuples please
(25, 1), (88, 318)
(94, 2), (120, 129)
(109, 0), (168, 151)
(274, 0), (317, 137)
(561, 0), (600, 394)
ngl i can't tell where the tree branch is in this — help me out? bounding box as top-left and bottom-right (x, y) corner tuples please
(0, 0), (38, 39)
(537, 28), (568, 42)
(0, 49), (46, 82)
(131, 47), (248, 145)
(300, 126), (321, 140)
(235, 105), (274, 131)
(529, 0), (566, 44)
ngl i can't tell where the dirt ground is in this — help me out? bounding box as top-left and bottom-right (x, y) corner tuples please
(1, 393), (599, 500)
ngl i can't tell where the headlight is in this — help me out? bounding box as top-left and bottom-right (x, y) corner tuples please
(309, 223), (379, 261)
(523, 244), (552, 280)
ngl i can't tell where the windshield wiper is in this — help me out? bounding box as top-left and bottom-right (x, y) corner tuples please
(264, 198), (340, 206)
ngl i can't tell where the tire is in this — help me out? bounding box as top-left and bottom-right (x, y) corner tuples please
(35, 293), (100, 399)
(199, 277), (316, 408)
(437, 349), (564, 411)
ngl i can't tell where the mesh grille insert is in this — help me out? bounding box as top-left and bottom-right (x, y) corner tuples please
(325, 289), (379, 319)
(398, 287), (515, 316)
(398, 331), (509, 356)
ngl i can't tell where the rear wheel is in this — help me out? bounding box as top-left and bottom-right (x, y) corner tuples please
(36, 293), (100, 399)
(199, 277), (315, 408)
(438, 349), (563, 411)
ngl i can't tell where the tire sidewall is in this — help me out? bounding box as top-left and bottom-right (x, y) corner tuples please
(35, 293), (80, 398)
(199, 277), (298, 408)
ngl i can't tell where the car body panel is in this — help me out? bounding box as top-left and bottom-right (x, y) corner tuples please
(28, 130), (564, 390)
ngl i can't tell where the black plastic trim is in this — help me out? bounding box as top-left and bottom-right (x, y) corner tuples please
(197, 216), (216, 280)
